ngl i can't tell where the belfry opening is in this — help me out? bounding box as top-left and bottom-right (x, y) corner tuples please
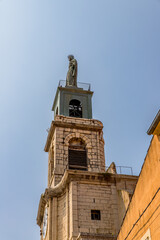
(69, 99), (82, 118)
(68, 138), (87, 170)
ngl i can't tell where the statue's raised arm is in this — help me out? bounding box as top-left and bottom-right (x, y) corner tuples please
(66, 55), (78, 87)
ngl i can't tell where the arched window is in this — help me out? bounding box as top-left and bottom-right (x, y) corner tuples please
(68, 138), (87, 170)
(69, 99), (82, 118)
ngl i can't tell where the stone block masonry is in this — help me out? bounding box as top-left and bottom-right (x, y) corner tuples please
(45, 115), (106, 187)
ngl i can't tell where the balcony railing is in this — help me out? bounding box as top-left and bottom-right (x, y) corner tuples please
(58, 80), (91, 91)
(105, 165), (133, 175)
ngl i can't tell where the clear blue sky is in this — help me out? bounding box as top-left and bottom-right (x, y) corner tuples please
(0, 0), (160, 239)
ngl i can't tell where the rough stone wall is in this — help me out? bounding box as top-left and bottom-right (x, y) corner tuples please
(49, 116), (105, 186)
(41, 172), (137, 240)
(117, 135), (160, 240)
(115, 177), (137, 231)
(54, 177), (137, 240)
(55, 181), (118, 240)
(117, 189), (130, 231)
(77, 183), (118, 236)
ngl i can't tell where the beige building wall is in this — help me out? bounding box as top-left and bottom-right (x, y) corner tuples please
(77, 183), (116, 235)
(117, 134), (160, 240)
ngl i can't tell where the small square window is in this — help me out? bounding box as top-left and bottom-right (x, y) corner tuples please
(91, 210), (101, 220)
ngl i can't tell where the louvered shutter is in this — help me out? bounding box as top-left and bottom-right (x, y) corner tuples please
(69, 149), (87, 170)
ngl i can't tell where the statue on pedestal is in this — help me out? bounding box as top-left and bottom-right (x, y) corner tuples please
(66, 55), (77, 87)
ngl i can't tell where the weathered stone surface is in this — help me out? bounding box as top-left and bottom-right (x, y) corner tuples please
(45, 116), (105, 187)
(37, 170), (138, 240)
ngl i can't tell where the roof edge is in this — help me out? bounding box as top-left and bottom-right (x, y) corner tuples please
(147, 110), (160, 135)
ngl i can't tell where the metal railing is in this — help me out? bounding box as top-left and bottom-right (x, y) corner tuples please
(106, 165), (133, 175)
(59, 164), (134, 180)
(58, 80), (91, 91)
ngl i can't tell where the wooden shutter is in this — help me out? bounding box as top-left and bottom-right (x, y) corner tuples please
(69, 149), (87, 170)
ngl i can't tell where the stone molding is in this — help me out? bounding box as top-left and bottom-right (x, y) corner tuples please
(76, 232), (116, 240)
(64, 132), (91, 148)
(44, 116), (103, 152)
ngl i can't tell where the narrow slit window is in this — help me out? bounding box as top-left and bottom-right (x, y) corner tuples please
(91, 210), (101, 220)
(56, 107), (58, 115)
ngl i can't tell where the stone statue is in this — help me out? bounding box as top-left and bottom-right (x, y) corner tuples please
(66, 55), (77, 87)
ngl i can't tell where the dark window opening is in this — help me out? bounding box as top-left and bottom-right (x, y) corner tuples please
(56, 107), (58, 115)
(91, 210), (101, 220)
(68, 138), (87, 170)
(69, 99), (82, 118)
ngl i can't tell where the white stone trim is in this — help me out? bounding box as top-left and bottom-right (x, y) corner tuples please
(141, 229), (151, 240)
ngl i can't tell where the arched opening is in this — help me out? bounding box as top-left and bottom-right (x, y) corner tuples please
(68, 138), (87, 170)
(69, 99), (82, 118)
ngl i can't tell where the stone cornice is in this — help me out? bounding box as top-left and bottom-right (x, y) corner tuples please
(44, 117), (103, 152)
(58, 86), (94, 94)
(36, 170), (138, 226)
(77, 232), (116, 239)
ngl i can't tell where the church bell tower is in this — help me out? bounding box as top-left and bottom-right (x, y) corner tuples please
(43, 55), (105, 187)
(36, 55), (137, 240)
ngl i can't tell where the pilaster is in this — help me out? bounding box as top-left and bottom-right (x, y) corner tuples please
(52, 197), (58, 240)
(69, 181), (79, 240)
(48, 198), (53, 240)
(66, 185), (69, 239)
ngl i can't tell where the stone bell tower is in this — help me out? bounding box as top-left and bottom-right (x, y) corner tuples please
(45, 78), (105, 187)
(37, 56), (138, 240)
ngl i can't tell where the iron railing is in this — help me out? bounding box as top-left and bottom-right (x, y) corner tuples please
(106, 165), (133, 175)
(58, 80), (91, 91)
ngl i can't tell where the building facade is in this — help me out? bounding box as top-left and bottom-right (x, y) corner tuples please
(117, 110), (160, 240)
(36, 79), (138, 240)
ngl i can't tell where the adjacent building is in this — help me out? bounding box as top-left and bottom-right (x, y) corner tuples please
(117, 110), (160, 240)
